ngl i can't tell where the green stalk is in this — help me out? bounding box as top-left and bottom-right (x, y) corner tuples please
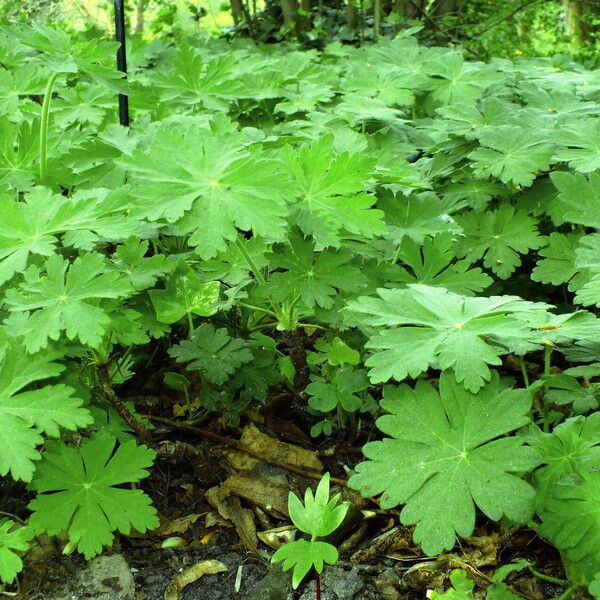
(527, 564), (568, 585)
(39, 72), (59, 185)
(235, 236), (266, 284)
(518, 356), (530, 387)
(542, 345), (553, 433)
(187, 312), (194, 335)
(555, 586), (576, 600)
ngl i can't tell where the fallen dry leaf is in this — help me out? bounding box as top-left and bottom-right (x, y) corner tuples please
(157, 513), (203, 536)
(257, 526), (296, 549)
(164, 560), (227, 600)
(225, 423), (322, 472)
(206, 486), (259, 555)
(219, 471), (289, 517)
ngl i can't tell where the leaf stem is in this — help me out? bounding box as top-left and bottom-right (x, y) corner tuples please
(542, 345), (553, 433)
(518, 356), (530, 388)
(187, 311), (194, 334)
(526, 564), (568, 585)
(555, 586), (577, 600)
(238, 302), (278, 318)
(39, 71), (59, 184)
(234, 236), (265, 284)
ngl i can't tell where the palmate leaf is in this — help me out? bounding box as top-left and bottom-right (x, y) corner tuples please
(120, 122), (291, 258)
(553, 118), (600, 173)
(272, 539), (338, 589)
(169, 323), (253, 385)
(0, 187), (148, 285)
(468, 126), (554, 187)
(550, 171), (600, 228)
(28, 434), (158, 560)
(528, 418), (600, 579)
(454, 205), (544, 279)
(149, 259), (219, 324)
(15, 23), (125, 91)
(110, 238), (167, 291)
(379, 191), (460, 246)
(345, 285), (547, 391)
(0, 118), (38, 193)
(284, 135), (385, 249)
(395, 233), (492, 295)
(532, 232), (585, 289)
(0, 521), (30, 584)
(348, 372), (539, 555)
(261, 233), (368, 310)
(5, 253), (133, 352)
(0, 337), (91, 482)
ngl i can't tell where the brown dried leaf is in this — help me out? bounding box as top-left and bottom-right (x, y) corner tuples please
(157, 514), (203, 536)
(257, 526), (297, 550)
(219, 471), (289, 517)
(164, 560), (227, 600)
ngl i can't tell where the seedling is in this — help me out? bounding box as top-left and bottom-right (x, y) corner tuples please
(272, 473), (349, 592)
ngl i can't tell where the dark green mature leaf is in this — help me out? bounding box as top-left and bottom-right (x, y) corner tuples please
(120, 123), (291, 258)
(553, 119), (600, 173)
(454, 206), (544, 279)
(346, 285), (547, 391)
(28, 435), (158, 559)
(5, 253), (133, 352)
(0, 338), (91, 482)
(348, 372), (538, 555)
(532, 232), (584, 289)
(469, 126), (554, 187)
(262, 234), (367, 309)
(284, 135), (385, 249)
(169, 323), (253, 384)
(395, 233), (492, 295)
(550, 171), (600, 228)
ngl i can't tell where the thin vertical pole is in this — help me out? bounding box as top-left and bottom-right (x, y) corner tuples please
(114, 0), (130, 126)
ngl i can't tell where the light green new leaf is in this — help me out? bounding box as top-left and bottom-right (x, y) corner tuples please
(0, 521), (29, 584)
(5, 253), (133, 352)
(169, 323), (253, 385)
(395, 233), (492, 295)
(348, 373), (539, 555)
(469, 126), (554, 187)
(28, 434), (158, 560)
(454, 206), (544, 279)
(307, 367), (369, 414)
(430, 570), (474, 599)
(271, 539), (338, 589)
(345, 285), (547, 391)
(149, 260), (219, 324)
(0, 338), (92, 482)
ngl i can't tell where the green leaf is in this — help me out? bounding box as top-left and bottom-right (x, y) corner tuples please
(110, 238), (167, 290)
(531, 232), (584, 289)
(348, 373), (539, 555)
(0, 521), (29, 584)
(271, 539), (338, 589)
(574, 234), (600, 307)
(5, 253), (133, 352)
(395, 233), (492, 295)
(149, 260), (220, 324)
(28, 434), (158, 560)
(454, 206), (544, 279)
(284, 135), (384, 249)
(288, 473), (349, 539)
(120, 123), (291, 258)
(0, 338), (91, 482)
(169, 323), (253, 385)
(468, 126), (554, 187)
(262, 234), (367, 310)
(553, 119), (600, 173)
(326, 337), (360, 366)
(550, 171), (600, 229)
(430, 570), (474, 599)
(345, 285), (547, 391)
(307, 367), (369, 414)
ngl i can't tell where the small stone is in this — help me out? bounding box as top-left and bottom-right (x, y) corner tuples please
(374, 568), (401, 600)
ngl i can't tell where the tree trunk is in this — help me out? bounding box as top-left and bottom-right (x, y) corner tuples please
(135, 0), (145, 34)
(280, 0), (298, 28)
(231, 0), (244, 25)
(347, 0), (357, 29)
(374, 0), (381, 37)
(563, 0), (592, 50)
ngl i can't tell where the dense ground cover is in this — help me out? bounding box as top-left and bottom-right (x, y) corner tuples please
(3, 21), (600, 598)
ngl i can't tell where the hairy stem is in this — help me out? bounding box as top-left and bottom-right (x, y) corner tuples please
(543, 345), (553, 433)
(97, 363), (149, 443)
(39, 72), (59, 184)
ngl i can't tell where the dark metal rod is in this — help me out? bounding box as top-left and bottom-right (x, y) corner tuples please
(114, 0), (130, 126)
